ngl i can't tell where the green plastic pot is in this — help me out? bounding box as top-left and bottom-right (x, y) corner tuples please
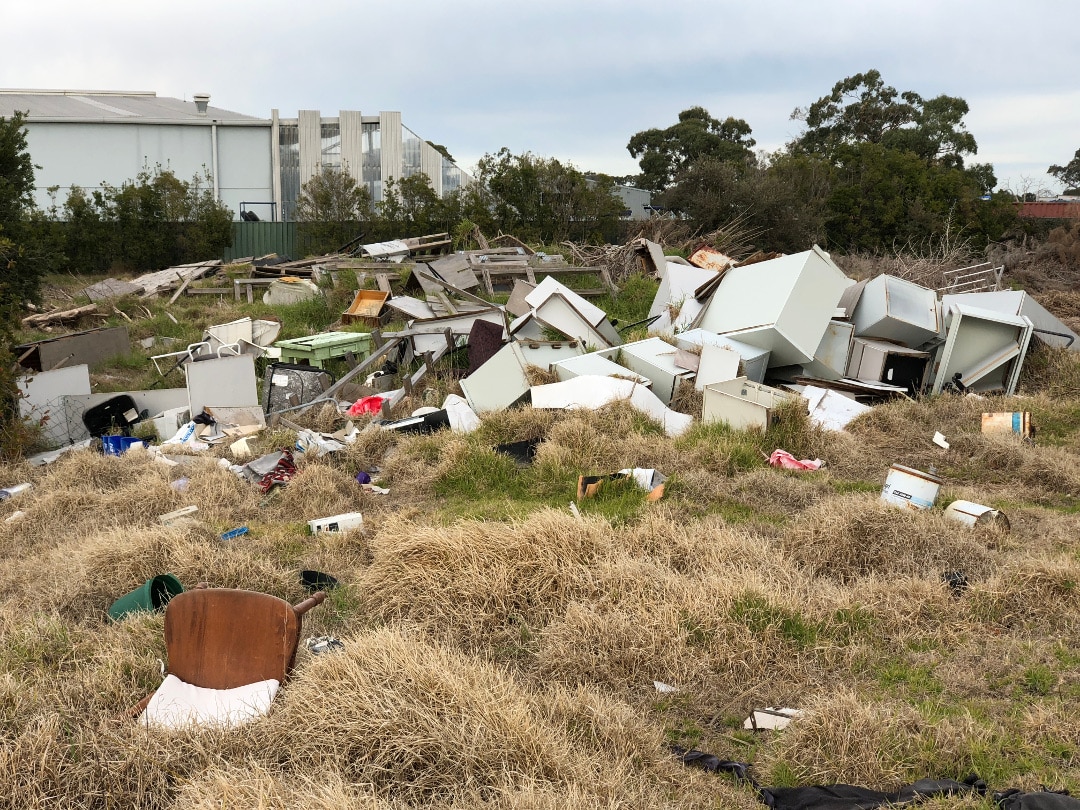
(107, 574), (184, 621)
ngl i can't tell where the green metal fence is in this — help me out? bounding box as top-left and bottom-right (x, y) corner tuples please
(223, 222), (297, 262)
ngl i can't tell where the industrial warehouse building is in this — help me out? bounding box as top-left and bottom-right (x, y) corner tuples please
(0, 89), (472, 222)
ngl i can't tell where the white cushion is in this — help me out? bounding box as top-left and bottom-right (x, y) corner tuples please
(140, 674), (280, 730)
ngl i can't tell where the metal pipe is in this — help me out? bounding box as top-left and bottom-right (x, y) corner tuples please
(211, 123), (219, 201)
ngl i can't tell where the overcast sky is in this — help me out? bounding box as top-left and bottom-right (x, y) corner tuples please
(7, 0), (1078, 195)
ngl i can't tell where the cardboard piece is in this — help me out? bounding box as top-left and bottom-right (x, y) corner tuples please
(801, 385), (872, 431)
(743, 707), (802, 731)
(204, 405), (266, 440)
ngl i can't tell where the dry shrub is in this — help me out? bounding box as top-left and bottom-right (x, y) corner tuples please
(832, 396), (985, 479)
(174, 457), (263, 526)
(729, 467), (832, 516)
(844, 575), (968, 641)
(668, 381), (703, 417)
(174, 764), (395, 809)
(0, 619), (266, 809)
(617, 509), (786, 573)
(536, 546), (843, 713)
(536, 405), (678, 473)
(1018, 344), (1080, 400)
(523, 363), (557, 386)
(538, 682), (665, 766)
(342, 422), (400, 471)
(949, 431), (1080, 501)
(988, 506), (1080, 556)
(755, 690), (927, 786)
(273, 462), (364, 523)
(472, 406), (559, 447)
(262, 629), (590, 803)
(783, 494), (994, 583)
(966, 554), (1080, 630)
(1020, 700), (1080, 752)
(440, 777), (753, 810)
(356, 510), (607, 650)
(1033, 289), (1080, 321)
(1, 525), (297, 622)
(0, 448), (178, 560)
(0, 609), (167, 721)
(377, 431), (458, 496)
(759, 689), (990, 790)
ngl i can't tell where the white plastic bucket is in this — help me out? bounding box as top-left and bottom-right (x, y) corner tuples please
(944, 500), (1010, 530)
(880, 464), (942, 511)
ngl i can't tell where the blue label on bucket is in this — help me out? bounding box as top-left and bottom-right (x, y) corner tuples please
(1013, 412), (1021, 433)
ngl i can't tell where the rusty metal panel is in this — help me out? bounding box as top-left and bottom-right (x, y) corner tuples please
(1018, 201), (1080, 218)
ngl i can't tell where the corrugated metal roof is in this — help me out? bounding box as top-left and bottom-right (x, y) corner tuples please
(0, 90), (267, 123)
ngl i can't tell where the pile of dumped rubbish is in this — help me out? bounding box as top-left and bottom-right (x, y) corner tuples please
(17, 237), (1073, 469)
(11, 233), (1071, 530)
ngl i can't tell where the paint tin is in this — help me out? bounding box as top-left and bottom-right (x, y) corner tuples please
(880, 464), (942, 511)
(944, 500), (1010, 530)
(981, 412), (1032, 439)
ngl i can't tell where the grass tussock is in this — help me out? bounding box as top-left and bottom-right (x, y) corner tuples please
(261, 628), (635, 803)
(754, 689), (981, 787)
(967, 554), (1080, 631)
(357, 510), (609, 651)
(782, 494), (995, 583)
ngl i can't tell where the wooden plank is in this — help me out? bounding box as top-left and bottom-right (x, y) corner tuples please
(21, 303), (98, 327)
(411, 268), (497, 310)
(168, 272), (193, 305)
(431, 291), (458, 316)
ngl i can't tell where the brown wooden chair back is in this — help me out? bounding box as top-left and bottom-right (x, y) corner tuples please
(163, 588), (322, 690)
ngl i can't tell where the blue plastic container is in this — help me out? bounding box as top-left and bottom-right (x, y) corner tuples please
(102, 436), (145, 456)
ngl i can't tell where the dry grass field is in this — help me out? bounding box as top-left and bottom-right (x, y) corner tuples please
(2, 262), (1080, 808)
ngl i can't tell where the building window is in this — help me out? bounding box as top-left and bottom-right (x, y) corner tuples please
(402, 125), (422, 179)
(321, 122), (341, 172)
(362, 122), (381, 203)
(442, 157), (462, 194)
(279, 123), (299, 221)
